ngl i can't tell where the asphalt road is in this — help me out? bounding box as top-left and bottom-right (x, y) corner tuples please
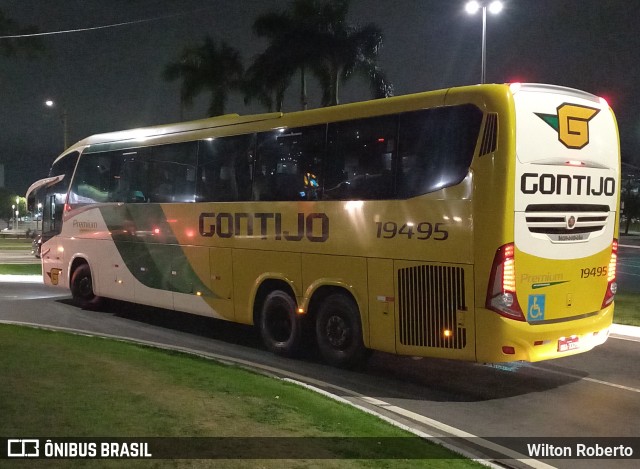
(0, 249), (39, 265)
(0, 280), (638, 469)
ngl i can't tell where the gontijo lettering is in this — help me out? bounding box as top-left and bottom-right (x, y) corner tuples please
(520, 173), (616, 196)
(198, 212), (329, 242)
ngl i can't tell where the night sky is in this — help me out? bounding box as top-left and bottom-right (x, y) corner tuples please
(1, 0), (639, 194)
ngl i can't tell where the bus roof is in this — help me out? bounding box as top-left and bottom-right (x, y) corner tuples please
(56, 85), (458, 160)
(54, 83), (607, 163)
(69, 111), (283, 150)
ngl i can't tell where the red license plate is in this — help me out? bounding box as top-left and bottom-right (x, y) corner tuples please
(558, 336), (580, 352)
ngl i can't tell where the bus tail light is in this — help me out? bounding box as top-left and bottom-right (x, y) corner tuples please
(486, 243), (525, 321)
(601, 239), (618, 308)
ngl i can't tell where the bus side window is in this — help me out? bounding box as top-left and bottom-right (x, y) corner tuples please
(197, 134), (255, 202)
(237, 136), (254, 201)
(145, 142), (198, 203)
(69, 152), (115, 205)
(115, 153), (148, 203)
(254, 125), (325, 201)
(147, 161), (175, 203)
(397, 105), (483, 198)
(324, 116), (396, 200)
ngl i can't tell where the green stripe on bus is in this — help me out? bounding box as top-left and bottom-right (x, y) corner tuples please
(99, 204), (214, 297)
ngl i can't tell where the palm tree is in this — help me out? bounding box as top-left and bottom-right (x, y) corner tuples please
(163, 36), (243, 117)
(312, 1), (393, 106)
(242, 49), (292, 112)
(250, 0), (392, 109)
(251, 0), (323, 111)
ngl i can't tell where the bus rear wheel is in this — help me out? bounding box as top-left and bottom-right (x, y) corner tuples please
(260, 290), (303, 357)
(315, 293), (369, 368)
(70, 263), (101, 310)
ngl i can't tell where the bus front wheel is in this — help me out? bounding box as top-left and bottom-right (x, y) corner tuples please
(70, 263), (101, 309)
(315, 293), (369, 368)
(260, 290), (303, 357)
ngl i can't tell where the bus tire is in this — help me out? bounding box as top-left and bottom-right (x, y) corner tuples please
(70, 263), (102, 310)
(315, 293), (369, 368)
(260, 290), (302, 357)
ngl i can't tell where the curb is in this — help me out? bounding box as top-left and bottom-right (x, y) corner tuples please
(610, 324), (640, 340)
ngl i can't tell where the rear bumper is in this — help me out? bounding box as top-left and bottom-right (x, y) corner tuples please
(476, 303), (614, 363)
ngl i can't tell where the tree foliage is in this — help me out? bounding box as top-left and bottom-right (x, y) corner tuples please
(164, 0), (392, 115)
(247, 0), (326, 111)
(250, 0), (393, 110)
(0, 188), (25, 227)
(0, 10), (44, 59)
(163, 36), (244, 117)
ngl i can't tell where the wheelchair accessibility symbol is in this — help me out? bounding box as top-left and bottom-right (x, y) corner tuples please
(527, 294), (546, 322)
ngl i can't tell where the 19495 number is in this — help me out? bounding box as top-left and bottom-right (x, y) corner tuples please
(580, 266), (607, 278)
(375, 221), (448, 240)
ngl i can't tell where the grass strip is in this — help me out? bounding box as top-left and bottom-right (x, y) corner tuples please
(0, 245), (33, 251)
(0, 263), (41, 275)
(0, 324), (481, 468)
(613, 292), (640, 327)
(0, 238), (32, 247)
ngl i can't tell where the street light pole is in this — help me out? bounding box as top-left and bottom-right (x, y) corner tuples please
(15, 196), (19, 231)
(465, 1), (503, 84)
(481, 5), (487, 84)
(45, 99), (69, 150)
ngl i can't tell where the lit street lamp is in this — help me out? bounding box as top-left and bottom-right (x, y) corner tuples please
(45, 99), (69, 150)
(465, 1), (503, 84)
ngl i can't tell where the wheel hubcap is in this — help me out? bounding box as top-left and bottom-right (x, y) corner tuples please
(269, 309), (291, 343)
(326, 315), (349, 349)
(78, 277), (92, 298)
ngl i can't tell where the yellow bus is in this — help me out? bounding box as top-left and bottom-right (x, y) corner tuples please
(27, 83), (620, 367)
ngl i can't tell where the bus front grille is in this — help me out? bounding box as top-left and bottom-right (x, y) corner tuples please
(397, 265), (467, 349)
(525, 204), (610, 237)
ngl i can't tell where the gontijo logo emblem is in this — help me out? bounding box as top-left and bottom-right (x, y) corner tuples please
(535, 103), (600, 150)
